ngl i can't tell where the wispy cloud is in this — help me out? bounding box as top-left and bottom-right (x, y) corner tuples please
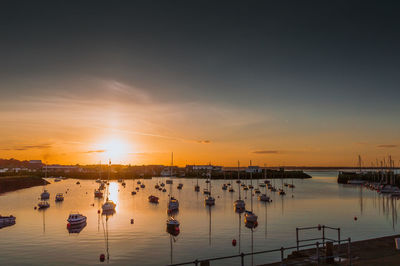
(83, 150), (106, 153)
(197, 140), (211, 144)
(253, 150), (279, 154)
(1, 144), (52, 151)
(377, 144), (398, 148)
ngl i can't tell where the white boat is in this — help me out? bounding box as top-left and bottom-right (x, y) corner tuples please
(67, 213), (87, 225)
(166, 217), (180, 230)
(168, 197), (179, 212)
(205, 196), (215, 206)
(244, 210), (258, 223)
(102, 200), (116, 212)
(0, 215), (16, 226)
(94, 189), (103, 198)
(102, 160), (116, 213)
(55, 193), (64, 202)
(234, 199), (245, 211)
(258, 194), (271, 202)
(41, 190), (50, 200)
(38, 201), (50, 209)
(234, 161), (245, 212)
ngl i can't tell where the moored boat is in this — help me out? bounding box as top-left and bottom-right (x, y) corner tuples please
(67, 213), (87, 225)
(55, 193), (64, 202)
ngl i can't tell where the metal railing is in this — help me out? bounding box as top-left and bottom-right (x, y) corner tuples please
(168, 236), (352, 266)
(296, 225), (341, 251)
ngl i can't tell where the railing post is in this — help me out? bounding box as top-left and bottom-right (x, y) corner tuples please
(194, 259), (198, 266)
(316, 242), (320, 265)
(296, 228), (299, 251)
(338, 228), (341, 263)
(280, 247), (284, 265)
(240, 252), (244, 266)
(347, 238), (352, 266)
(322, 226), (325, 247)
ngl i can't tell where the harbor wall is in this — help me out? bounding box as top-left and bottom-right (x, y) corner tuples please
(0, 175), (49, 194)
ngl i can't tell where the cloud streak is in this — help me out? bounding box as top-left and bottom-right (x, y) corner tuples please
(377, 144), (398, 148)
(252, 150), (279, 154)
(1, 144), (52, 151)
(83, 150), (106, 154)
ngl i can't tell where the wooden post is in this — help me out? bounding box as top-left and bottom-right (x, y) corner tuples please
(241, 252), (244, 266)
(348, 238), (352, 266)
(296, 228), (299, 251)
(316, 242), (320, 265)
(280, 247), (284, 265)
(322, 225), (325, 247)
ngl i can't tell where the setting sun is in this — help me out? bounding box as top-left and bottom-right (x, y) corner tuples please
(96, 138), (132, 164)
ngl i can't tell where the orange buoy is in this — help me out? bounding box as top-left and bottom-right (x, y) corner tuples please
(100, 254), (105, 262)
(67, 223), (71, 228)
(34, 206), (37, 210)
(97, 210), (100, 214)
(232, 239), (237, 246)
(318, 224), (322, 231)
(131, 219), (134, 224)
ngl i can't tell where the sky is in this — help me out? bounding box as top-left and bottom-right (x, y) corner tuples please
(1, 1), (400, 166)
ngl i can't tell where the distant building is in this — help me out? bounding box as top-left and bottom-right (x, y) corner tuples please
(43, 165), (79, 173)
(161, 166), (179, 176)
(185, 165), (223, 173)
(28, 160), (43, 170)
(246, 166), (262, 173)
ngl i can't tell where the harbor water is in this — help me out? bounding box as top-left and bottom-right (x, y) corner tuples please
(0, 171), (399, 265)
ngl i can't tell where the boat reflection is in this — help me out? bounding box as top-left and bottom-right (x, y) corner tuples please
(67, 222), (87, 234)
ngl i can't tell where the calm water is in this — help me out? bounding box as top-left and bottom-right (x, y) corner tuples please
(0, 171), (399, 265)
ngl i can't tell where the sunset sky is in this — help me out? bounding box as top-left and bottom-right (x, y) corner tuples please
(1, 1), (400, 166)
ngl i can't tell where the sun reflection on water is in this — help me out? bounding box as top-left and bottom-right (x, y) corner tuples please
(108, 182), (119, 209)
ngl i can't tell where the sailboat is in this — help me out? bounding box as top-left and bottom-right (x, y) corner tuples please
(258, 175), (271, 202)
(95, 161), (104, 198)
(245, 160), (258, 226)
(194, 165), (200, 192)
(167, 153), (179, 213)
(166, 216), (180, 265)
(234, 161), (245, 212)
(131, 174), (137, 195)
(40, 163), (50, 200)
(222, 171), (228, 190)
(102, 160), (116, 214)
(205, 171), (215, 206)
(229, 172), (235, 192)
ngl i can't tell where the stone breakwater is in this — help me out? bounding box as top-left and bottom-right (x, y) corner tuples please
(0, 176), (49, 194)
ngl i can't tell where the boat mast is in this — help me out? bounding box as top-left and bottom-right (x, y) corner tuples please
(238, 161), (241, 200)
(250, 160), (253, 212)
